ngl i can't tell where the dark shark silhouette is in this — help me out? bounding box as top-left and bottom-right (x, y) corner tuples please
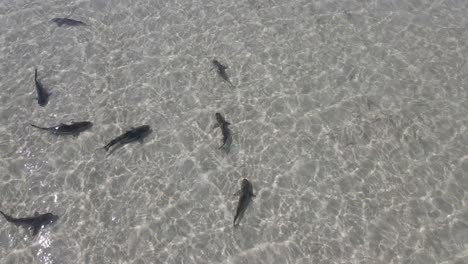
(0, 210), (59, 236)
(30, 121), (93, 136)
(233, 179), (255, 226)
(212, 60), (234, 88)
(102, 125), (152, 153)
(34, 69), (50, 107)
(51, 18), (86, 27)
(213, 113), (232, 151)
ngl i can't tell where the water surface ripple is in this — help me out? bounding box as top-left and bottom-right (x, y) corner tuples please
(1, 0), (468, 263)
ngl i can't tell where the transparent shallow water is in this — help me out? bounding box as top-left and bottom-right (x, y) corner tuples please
(1, 0), (468, 263)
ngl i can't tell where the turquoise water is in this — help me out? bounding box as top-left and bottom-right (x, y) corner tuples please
(1, 0), (468, 263)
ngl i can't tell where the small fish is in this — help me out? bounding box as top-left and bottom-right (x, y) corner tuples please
(102, 125), (152, 152)
(30, 121), (93, 136)
(213, 113), (232, 150)
(51, 18), (86, 27)
(0, 210), (59, 236)
(212, 59), (235, 88)
(34, 69), (50, 107)
(233, 179), (256, 226)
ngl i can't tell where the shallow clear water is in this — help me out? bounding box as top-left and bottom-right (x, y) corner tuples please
(1, 0), (468, 263)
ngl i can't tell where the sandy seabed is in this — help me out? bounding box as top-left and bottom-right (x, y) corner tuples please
(1, 0), (468, 263)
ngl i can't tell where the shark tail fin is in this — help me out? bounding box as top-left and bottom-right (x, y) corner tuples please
(94, 145), (107, 152)
(103, 144), (111, 152)
(0, 210), (13, 222)
(30, 124), (46, 130)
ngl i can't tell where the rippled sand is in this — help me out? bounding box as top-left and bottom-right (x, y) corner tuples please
(1, 0), (468, 263)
